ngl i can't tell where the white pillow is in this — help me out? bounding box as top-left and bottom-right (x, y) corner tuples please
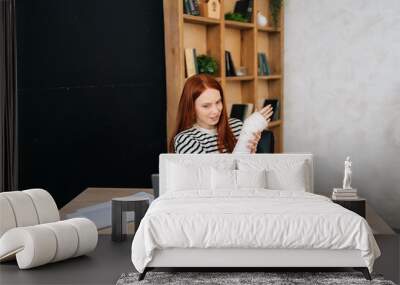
(266, 162), (307, 191)
(167, 161), (211, 191)
(236, 169), (267, 188)
(237, 159), (308, 191)
(211, 168), (236, 190)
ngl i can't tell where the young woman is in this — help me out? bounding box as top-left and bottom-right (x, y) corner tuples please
(168, 74), (273, 154)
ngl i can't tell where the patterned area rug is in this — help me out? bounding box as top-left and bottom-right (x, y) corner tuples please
(116, 271), (396, 285)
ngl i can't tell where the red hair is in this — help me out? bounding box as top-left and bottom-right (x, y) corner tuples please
(168, 74), (237, 153)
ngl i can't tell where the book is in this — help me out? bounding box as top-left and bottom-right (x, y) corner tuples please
(225, 51), (236, 76)
(333, 188), (358, 193)
(332, 194), (359, 200)
(261, 53), (271, 75)
(332, 193), (358, 197)
(185, 48), (198, 77)
(257, 52), (271, 76)
(263, 99), (280, 121)
(183, 0), (191, 15)
(190, 0), (201, 16)
(257, 53), (262, 75)
(246, 0), (254, 23)
(234, 0), (253, 22)
(230, 103), (254, 121)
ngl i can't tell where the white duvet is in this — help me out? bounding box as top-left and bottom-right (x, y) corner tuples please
(131, 190), (380, 273)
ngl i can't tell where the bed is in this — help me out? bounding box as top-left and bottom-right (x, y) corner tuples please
(131, 154), (380, 280)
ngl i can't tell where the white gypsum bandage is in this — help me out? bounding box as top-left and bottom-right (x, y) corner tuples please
(233, 112), (268, 154)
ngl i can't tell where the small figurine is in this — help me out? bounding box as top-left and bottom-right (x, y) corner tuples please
(257, 11), (268, 27)
(342, 156), (352, 189)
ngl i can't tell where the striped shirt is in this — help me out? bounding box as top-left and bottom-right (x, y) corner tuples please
(174, 118), (243, 153)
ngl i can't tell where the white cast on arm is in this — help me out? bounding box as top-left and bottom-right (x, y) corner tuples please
(233, 112), (268, 154)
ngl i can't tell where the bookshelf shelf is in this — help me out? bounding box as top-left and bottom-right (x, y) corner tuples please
(164, 0), (284, 153)
(268, 120), (281, 128)
(225, 20), (254, 30)
(258, 75), (281, 80)
(183, 14), (221, 25)
(226, 76), (254, 81)
(257, 26), (281, 33)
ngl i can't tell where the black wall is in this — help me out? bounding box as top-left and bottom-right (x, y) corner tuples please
(16, 0), (166, 207)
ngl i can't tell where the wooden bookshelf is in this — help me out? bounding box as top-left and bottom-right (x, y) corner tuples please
(163, 0), (284, 153)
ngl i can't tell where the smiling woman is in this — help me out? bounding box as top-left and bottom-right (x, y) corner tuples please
(168, 74), (271, 154)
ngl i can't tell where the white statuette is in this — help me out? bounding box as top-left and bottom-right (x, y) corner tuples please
(233, 112), (268, 154)
(342, 156), (352, 190)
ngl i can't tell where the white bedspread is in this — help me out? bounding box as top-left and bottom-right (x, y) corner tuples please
(131, 190), (380, 273)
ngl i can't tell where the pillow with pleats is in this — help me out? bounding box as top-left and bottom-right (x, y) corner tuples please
(211, 168), (267, 190)
(237, 159), (308, 191)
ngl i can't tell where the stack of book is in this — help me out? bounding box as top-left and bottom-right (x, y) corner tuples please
(332, 188), (358, 200)
(257, 52), (271, 76)
(183, 0), (201, 16)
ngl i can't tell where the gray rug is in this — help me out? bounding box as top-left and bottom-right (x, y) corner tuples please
(116, 271), (396, 285)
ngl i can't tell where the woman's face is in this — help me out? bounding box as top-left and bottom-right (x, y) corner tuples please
(194, 88), (223, 129)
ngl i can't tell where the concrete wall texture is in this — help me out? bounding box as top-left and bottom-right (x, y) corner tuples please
(284, 0), (400, 228)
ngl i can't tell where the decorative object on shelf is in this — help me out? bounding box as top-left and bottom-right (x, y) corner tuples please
(184, 48), (199, 77)
(224, 12), (247, 22)
(235, 66), (248, 76)
(225, 51), (237, 76)
(184, 0), (201, 16)
(332, 157), (358, 200)
(257, 52), (271, 75)
(332, 188), (358, 200)
(256, 10), (268, 27)
(269, 0), (283, 28)
(196, 54), (218, 75)
(233, 0), (254, 22)
(199, 0), (220, 19)
(343, 156), (352, 189)
(263, 99), (280, 121)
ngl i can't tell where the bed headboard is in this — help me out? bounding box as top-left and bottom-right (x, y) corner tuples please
(159, 154), (314, 196)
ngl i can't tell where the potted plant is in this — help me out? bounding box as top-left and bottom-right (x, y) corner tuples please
(270, 0), (283, 28)
(197, 55), (218, 75)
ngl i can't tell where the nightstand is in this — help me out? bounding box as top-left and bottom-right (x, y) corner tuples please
(332, 197), (366, 218)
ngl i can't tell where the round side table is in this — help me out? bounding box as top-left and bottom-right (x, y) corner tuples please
(111, 195), (151, 242)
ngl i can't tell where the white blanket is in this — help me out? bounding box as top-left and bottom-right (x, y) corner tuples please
(131, 190), (380, 273)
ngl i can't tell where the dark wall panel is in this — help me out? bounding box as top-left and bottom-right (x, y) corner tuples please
(17, 0), (166, 207)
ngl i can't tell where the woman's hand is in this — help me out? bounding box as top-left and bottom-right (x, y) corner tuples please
(247, 131), (262, 153)
(258, 105), (273, 128)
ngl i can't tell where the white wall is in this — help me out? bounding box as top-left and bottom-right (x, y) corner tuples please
(284, 0), (400, 228)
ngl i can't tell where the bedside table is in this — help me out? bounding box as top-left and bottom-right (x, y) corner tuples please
(332, 197), (366, 218)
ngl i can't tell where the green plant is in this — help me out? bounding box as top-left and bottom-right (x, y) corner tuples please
(224, 12), (247, 22)
(270, 0), (283, 28)
(197, 54), (218, 75)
